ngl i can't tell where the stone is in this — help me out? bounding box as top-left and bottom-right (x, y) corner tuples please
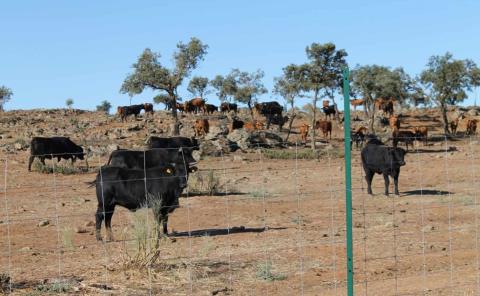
(74, 226), (88, 234)
(84, 221), (95, 227)
(37, 220), (50, 227)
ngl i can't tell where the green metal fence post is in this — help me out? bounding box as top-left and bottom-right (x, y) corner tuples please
(343, 67), (354, 296)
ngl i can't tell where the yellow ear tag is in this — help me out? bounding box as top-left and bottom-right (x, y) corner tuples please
(166, 168), (172, 174)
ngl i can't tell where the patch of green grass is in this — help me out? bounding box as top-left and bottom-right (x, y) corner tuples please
(256, 261), (287, 281)
(32, 160), (87, 175)
(61, 227), (75, 251)
(33, 280), (72, 294)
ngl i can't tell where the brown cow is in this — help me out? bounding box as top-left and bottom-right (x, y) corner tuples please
(466, 119), (478, 135)
(189, 97), (206, 114)
(322, 100), (330, 108)
(144, 103), (154, 114)
(350, 99), (364, 111)
(389, 115), (400, 130)
(413, 126), (428, 146)
(193, 119), (209, 137)
(315, 120), (332, 140)
(220, 102), (238, 113)
(176, 103), (185, 113)
(392, 128), (415, 151)
(450, 118), (459, 135)
(299, 124), (309, 143)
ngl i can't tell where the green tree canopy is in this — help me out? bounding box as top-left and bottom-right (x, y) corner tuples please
(210, 74), (237, 102)
(187, 76), (210, 99)
(0, 86), (13, 111)
(420, 52), (480, 134)
(96, 100), (112, 114)
(229, 69), (267, 118)
(66, 98), (74, 108)
(120, 37), (208, 134)
(351, 65), (413, 131)
(297, 42), (348, 149)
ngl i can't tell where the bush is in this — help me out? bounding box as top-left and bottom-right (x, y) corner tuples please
(96, 100), (112, 114)
(256, 261), (287, 281)
(188, 170), (221, 196)
(32, 160), (87, 175)
(262, 147), (343, 159)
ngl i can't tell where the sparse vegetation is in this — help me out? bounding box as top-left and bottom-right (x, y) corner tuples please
(32, 160), (87, 175)
(33, 280), (72, 294)
(256, 261), (287, 281)
(188, 170), (221, 196)
(96, 100), (112, 114)
(61, 227), (75, 251)
(262, 148), (343, 159)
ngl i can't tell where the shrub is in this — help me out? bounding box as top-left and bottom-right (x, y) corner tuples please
(256, 261), (287, 281)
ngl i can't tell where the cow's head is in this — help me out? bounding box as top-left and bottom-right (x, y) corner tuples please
(390, 147), (406, 167)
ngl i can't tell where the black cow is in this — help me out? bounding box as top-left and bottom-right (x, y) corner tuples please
(322, 105), (336, 120)
(118, 104), (144, 122)
(266, 114), (289, 131)
(205, 104), (218, 114)
(220, 102), (238, 113)
(392, 130), (415, 151)
(91, 162), (187, 242)
(28, 137), (86, 171)
(147, 136), (199, 151)
(254, 101), (283, 117)
(107, 148), (197, 174)
(361, 139), (406, 196)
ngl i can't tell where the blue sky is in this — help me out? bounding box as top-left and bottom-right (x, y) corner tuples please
(1, 0), (479, 111)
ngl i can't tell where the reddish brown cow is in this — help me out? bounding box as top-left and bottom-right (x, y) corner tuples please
(389, 115), (400, 130)
(450, 118), (459, 135)
(350, 99), (364, 111)
(144, 103), (154, 114)
(299, 124), (309, 143)
(189, 97), (206, 113)
(466, 119), (478, 135)
(244, 120), (265, 132)
(193, 119), (209, 137)
(413, 126), (428, 146)
(315, 120), (332, 140)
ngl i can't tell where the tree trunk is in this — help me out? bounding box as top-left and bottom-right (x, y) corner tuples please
(284, 113), (296, 143)
(367, 99), (375, 133)
(248, 99), (254, 120)
(170, 92), (180, 136)
(440, 102), (450, 135)
(311, 90), (319, 150)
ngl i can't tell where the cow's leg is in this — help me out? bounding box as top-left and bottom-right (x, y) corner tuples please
(383, 173), (390, 196)
(95, 207), (105, 241)
(40, 157), (46, 166)
(104, 207), (115, 242)
(28, 156), (35, 171)
(393, 173), (400, 196)
(365, 170), (374, 195)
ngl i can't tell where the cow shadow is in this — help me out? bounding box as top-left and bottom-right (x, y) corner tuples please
(409, 147), (457, 154)
(402, 189), (451, 196)
(181, 191), (248, 198)
(171, 226), (286, 238)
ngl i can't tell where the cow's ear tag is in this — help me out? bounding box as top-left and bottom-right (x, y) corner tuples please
(165, 168), (173, 175)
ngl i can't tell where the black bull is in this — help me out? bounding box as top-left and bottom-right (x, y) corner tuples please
(28, 137), (87, 171)
(361, 140), (406, 196)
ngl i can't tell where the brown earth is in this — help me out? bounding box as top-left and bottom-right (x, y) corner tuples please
(1, 106), (480, 295)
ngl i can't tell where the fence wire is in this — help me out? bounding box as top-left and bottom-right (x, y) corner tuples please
(1, 135), (480, 295)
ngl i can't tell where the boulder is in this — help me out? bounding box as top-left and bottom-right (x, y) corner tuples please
(227, 129), (250, 151)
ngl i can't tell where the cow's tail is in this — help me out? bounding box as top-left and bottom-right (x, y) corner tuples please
(106, 151), (114, 165)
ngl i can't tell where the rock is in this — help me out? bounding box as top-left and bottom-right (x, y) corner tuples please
(205, 125), (229, 141)
(233, 155), (245, 161)
(19, 247), (31, 252)
(249, 131), (284, 148)
(74, 226), (88, 234)
(84, 221), (95, 227)
(14, 142), (24, 150)
(226, 129), (250, 151)
(37, 220), (50, 227)
(468, 109), (478, 116)
(199, 137), (235, 157)
(107, 144), (119, 153)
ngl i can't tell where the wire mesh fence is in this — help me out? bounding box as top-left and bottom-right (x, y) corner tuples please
(1, 134), (480, 295)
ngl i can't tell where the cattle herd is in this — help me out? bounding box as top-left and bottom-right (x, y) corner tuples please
(24, 96), (480, 242)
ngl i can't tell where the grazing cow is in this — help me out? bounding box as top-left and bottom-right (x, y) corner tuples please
(299, 124), (309, 143)
(413, 126), (428, 146)
(91, 161), (187, 242)
(194, 119), (209, 137)
(361, 139), (406, 196)
(450, 118), (459, 135)
(117, 104), (144, 122)
(28, 137), (86, 171)
(265, 114), (288, 131)
(466, 119), (478, 135)
(205, 104), (218, 114)
(107, 148), (197, 173)
(322, 105), (336, 120)
(389, 115), (400, 130)
(230, 117), (245, 131)
(315, 120), (332, 140)
(351, 126), (368, 150)
(189, 97), (206, 114)
(147, 136), (199, 151)
(322, 100), (330, 108)
(176, 103), (185, 113)
(350, 99), (364, 111)
(220, 102), (238, 113)
(143, 103), (154, 114)
(392, 128), (415, 151)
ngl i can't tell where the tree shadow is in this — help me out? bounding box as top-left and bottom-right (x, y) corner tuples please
(171, 226), (287, 238)
(402, 189), (452, 196)
(181, 191), (248, 198)
(409, 147), (456, 154)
